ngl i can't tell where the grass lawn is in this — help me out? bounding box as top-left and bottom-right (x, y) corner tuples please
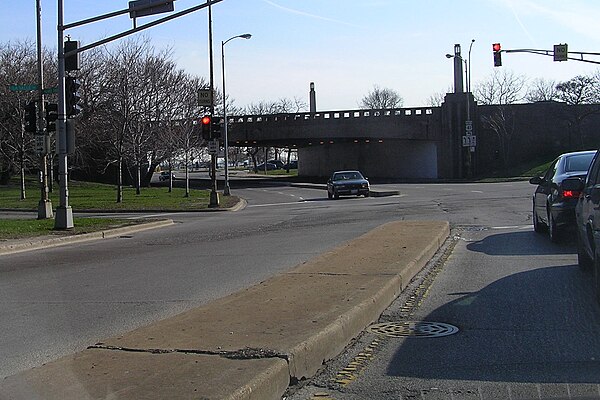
(252, 169), (298, 176)
(0, 179), (239, 211)
(0, 178), (239, 239)
(0, 217), (143, 240)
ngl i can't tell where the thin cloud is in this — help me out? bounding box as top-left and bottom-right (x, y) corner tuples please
(261, 0), (362, 28)
(506, 0), (539, 47)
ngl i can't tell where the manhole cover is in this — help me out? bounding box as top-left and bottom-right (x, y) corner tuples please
(367, 321), (459, 338)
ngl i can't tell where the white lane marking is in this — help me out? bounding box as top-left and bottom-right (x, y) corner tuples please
(247, 201), (310, 208)
(471, 190), (484, 193)
(128, 213), (181, 219)
(490, 225), (531, 230)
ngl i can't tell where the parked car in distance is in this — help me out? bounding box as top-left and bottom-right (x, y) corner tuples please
(267, 159), (284, 169)
(563, 150), (600, 301)
(282, 160), (298, 170)
(253, 162), (277, 172)
(159, 171), (176, 181)
(327, 170), (370, 199)
(529, 150), (597, 242)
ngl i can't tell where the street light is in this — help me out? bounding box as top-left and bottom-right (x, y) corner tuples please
(221, 33), (251, 196)
(468, 39), (475, 92)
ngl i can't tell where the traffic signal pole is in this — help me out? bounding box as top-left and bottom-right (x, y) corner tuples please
(54, 0), (73, 229)
(208, 2), (219, 208)
(36, 0), (53, 219)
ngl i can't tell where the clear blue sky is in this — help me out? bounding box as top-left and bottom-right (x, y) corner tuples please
(3, 0), (600, 111)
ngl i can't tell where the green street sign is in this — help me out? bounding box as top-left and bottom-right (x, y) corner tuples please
(9, 84), (39, 92)
(42, 87), (58, 94)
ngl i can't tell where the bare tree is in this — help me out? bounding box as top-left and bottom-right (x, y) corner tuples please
(555, 74), (600, 148)
(0, 40), (47, 196)
(473, 70), (527, 166)
(359, 85), (403, 109)
(525, 78), (558, 103)
(426, 86), (453, 107)
(244, 97), (307, 171)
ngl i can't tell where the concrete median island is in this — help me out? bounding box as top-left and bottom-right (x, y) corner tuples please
(0, 220), (450, 400)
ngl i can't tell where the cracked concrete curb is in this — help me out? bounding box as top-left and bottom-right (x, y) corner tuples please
(0, 219), (174, 256)
(0, 221), (449, 400)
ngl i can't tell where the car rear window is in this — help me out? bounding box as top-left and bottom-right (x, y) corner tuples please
(564, 153), (595, 172)
(334, 172), (363, 180)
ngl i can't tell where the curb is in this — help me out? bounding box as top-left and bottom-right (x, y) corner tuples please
(0, 221), (450, 400)
(0, 219), (174, 256)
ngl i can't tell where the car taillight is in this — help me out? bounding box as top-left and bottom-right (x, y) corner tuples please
(562, 190), (581, 199)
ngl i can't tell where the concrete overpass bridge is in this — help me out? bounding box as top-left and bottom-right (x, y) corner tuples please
(226, 104), (461, 180)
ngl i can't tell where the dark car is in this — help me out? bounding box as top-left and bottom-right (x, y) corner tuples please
(327, 170), (370, 199)
(282, 160), (298, 170)
(267, 159), (284, 169)
(563, 150), (600, 301)
(158, 171), (176, 181)
(253, 162), (277, 172)
(529, 150), (597, 242)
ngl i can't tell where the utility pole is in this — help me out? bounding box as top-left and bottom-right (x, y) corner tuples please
(36, 0), (53, 219)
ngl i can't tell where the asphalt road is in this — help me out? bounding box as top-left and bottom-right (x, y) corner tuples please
(0, 180), (555, 387)
(286, 185), (600, 399)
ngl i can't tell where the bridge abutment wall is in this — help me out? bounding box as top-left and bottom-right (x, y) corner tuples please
(299, 140), (438, 180)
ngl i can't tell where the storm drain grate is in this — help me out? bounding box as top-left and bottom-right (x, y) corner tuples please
(367, 321), (459, 338)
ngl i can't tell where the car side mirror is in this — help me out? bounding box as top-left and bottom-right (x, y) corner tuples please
(561, 177), (585, 191)
(529, 176), (544, 185)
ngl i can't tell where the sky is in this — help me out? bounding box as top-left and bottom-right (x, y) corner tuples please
(3, 0), (600, 111)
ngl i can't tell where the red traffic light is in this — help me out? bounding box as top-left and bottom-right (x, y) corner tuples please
(492, 43), (501, 52)
(201, 116), (211, 125)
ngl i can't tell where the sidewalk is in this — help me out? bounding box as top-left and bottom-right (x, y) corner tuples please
(0, 220), (449, 400)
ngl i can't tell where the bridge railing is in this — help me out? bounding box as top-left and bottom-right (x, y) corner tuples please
(228, 106), (437, 125)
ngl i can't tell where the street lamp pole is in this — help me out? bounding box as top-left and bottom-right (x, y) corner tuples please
(468, 39), (475, 93)
(221, 33), (251, 196)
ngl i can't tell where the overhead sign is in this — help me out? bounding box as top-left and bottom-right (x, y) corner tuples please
(554, 44), (568, 62)
(129, 0), (174, 18)
(198, 89), (213, 106)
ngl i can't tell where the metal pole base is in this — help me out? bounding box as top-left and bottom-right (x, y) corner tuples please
(54, 206), (74, 229)
(209, 190), (220, 208)
(37, 200), (54, 220)
(223, 183), (231, 196)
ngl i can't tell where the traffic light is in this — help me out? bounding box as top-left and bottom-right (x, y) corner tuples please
(24, 101), (37, 133)
(493, 43), (502, 67)
(64, 40), (80, 71)
(45, 102), (58, 132)
(211, 117), (222, 139)
(65, 76), (81, 118)
(201, 115), (211, 140)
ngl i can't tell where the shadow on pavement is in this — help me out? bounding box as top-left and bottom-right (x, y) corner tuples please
(466, 230), (576, 256)
(386, 261), (600, 384)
